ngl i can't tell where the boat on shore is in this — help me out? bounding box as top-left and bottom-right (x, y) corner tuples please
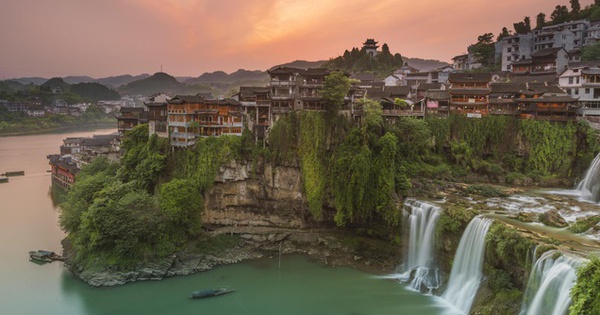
(190, 288), (235, 299)
(2, 171), (24, 177)
(28, 250), (64, 263)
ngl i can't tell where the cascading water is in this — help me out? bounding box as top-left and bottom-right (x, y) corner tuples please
(520, 251), (583, 315)
(396, 199), (442, 293)
(576, 152), (600, 203)
(442, 216), (493, 314)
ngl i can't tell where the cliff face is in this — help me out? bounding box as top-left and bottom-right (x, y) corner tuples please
(204, 160), (310, 229)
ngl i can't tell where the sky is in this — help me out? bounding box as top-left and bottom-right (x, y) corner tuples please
(0, 0), (594, 79)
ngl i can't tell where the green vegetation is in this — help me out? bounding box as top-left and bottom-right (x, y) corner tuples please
(325, 42), (404, 77)
(60, 124), (245, 268)
(570, 256), (600, 315)
(569, 215), (600, 233)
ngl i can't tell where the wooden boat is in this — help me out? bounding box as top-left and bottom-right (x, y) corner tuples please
(28, 250), (64, 263)
(0, 177), (8, 183)
(190, 288), (235, 299)
(2, 171), (24, 177)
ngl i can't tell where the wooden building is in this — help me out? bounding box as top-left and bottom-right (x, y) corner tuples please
(448, 73), (491, 117)
(167, 95), (244, 147)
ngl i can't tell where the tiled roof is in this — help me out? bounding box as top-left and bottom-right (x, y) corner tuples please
(425, 90), (450, 100)
(490, 83), (527, 93)
(531, 47), (564, 57)
(449, 72), (492, 82)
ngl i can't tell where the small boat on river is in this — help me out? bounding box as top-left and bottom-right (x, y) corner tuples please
(28, 250), (64, 263)
(0, 177), (8, 183)
(2, 171), (24, 177)
(190, 288), (235, 299)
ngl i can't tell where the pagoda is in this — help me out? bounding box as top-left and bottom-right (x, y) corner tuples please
(362, 38), (379, 57)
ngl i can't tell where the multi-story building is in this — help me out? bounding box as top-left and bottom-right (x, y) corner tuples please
(533, 20), (589, 51)
(585, 22), (600, 46)
(268, 66), (300, 114)
(116, 107), (147, 137)
(235, 86), (271, 139)
(501, 34), (533, 71)
(167, 95), (244, 147)
(559, 63), (600, 116)
(448, 73), (491, 117)
(298, 68), (331, 110)
(515, 90), (578, 122)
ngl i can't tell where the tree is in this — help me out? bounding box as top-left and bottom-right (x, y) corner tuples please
(497, 27), (510, 41)
(470, 33), (496, 66)
(571, 0), (581, 14)
(322, 71), (351, 114)
(159, 178), (203, 235)
(582, 43), (600, 61)
(551, 5), (570, 24)
(535, 12), (546, 29)
(514, 17), (531, 34)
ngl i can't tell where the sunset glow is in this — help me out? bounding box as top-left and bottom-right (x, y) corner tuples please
(0, 0), (594, 78)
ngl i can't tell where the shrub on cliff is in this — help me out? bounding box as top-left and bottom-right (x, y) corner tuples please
(570, 256), (600, 315)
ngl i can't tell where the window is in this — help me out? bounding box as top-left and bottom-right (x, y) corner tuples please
(567, 88), (572, 94)
(575, 89), (579, 95)
(506, 56), (511, 61)
(569, 77), (574, 84)
(576, 77), (580, 84)
(508, 48), (512, 52)
(586, 88), (591, 94)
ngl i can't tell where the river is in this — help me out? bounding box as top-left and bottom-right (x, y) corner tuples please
(0, 128), (454, 315)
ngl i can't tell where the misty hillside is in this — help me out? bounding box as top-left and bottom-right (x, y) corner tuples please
(96, 74), (151, 88)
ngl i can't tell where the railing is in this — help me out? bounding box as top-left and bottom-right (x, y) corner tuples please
(270, 81), (295, 86)
(271, 95), (294, 100)
(171, 132), (196, 139)
(168, 121), (190, 127)
(382, 109), (425, 116)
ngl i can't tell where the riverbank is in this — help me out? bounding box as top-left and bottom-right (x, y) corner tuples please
(0, 122), (116, 137)
(62, 227), (401, 287)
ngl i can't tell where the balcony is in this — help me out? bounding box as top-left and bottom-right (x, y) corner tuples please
(270, 80), (295, 87)
(168, 121), (192, 127)
(271, 95), (294, 100)
(171, 132), (196, 139)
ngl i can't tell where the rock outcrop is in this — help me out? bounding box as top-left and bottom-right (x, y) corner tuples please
(204, 160), (309, 228)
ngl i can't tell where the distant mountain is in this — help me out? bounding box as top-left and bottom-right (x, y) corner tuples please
(119, 72), (214, 96)
(12, 77), (48, 85)
(272, 60), (328, 70)
(41, 77), (70, 91)
(96, 74), (151, 88)
(403, 57), (451, 72)
(0, 80), (25, 93)
(63, 76), (96, 84)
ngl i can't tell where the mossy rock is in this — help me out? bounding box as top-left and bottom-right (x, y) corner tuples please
(464, 184), (509, 198)
(510, 211), (535, 223)
(538, 210), (568, 228)
(568, 215), (600, 234)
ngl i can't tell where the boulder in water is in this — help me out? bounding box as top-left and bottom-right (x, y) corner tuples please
(538, 210), (568, 228)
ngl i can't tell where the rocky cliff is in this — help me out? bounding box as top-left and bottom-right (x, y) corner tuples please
(204, 160), (310, 229)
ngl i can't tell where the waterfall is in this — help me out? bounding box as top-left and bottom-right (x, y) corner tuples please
(520, 251), (583, 315)
(396, 199), (442, 292)
(576, 152), (600, 203)
(442, 216), (493, 314)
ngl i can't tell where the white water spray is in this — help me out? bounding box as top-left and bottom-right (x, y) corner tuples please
(576, 153), (600, 203)
(442, 216), (493, 314)
(396, 199), (442, 292)
(520, 251), (583, 315)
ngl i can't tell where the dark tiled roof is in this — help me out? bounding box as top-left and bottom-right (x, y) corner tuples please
(452, 54), (468, 60)
(144, 102), (167, 107)
(582, 67), (600, 75)
(425, 90), (450, 100)
(490, 83), (527, 93)
(528, 83), (566, 94)
(568, 61), (600, 68)
(168, 95), (206, 104)
(449, 72), (492, 83)
(510, 74), (558, 84)
(239, 86), (270, 98)
(120, 107), (145, 113)
(417, 83), (443, 91)
(532, 47), (565, 57)
(449, 89), (490, 95)
(300, 68), (331, 76)
(268, 66), (303, 75)
(385, 86), (411, 96)
(351, 73), (376, 81)
(81, 137), (114, 147)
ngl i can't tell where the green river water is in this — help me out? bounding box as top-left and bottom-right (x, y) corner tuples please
(0, 128), (455, 315)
